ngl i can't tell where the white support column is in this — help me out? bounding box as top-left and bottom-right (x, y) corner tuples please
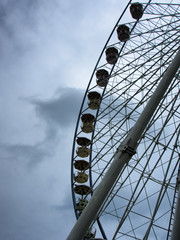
(67, 48), (180, 240)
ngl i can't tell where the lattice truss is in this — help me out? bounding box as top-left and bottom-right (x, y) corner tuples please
(71, 2), (180, 240)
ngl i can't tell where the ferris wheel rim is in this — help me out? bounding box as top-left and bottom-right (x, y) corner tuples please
(70, 1), (180, 239)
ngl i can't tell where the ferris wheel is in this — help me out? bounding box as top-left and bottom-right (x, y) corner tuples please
(68, 1), (180, 239)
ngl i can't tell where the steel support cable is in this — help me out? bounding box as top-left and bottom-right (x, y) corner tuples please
(103, 34), (180, 106)
(94, 126), (179, 239)
(143, 131), (180, 240)
(69, 2), (180, 240)
(90, 46), (179, 173)
(110, 50), (180, 237)
(112, 129), (180, 239)
(94, 46), (178, 147)
(92, 93), (180, 197)
(111, 120), (180, 222)
(91, 117), (180, 215)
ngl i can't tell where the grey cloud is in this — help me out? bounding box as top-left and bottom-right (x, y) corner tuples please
(0, 0), (41, 65)
(1, 142), (50, 168)
(31, 87), (84, 127)
(0, 176), (68, 240)
(0, 1), (138, 239)
(52, 192), (76, 239)
(0, 0), (39, 39)
(0, 0), (73, 41)
(53, 190), (73, 212)
(0, 0), (41, 28)
(0, 88), (84, 169)
(0, 0), (63, 57)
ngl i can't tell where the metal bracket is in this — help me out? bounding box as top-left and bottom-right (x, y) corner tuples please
(122, 145), (136, 156)
(117, 137), (136, 156)
(117, 143), (136, 156)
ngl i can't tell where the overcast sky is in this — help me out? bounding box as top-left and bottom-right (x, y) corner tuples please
(0, 0), (131, 239)
(1, 0), (179, 239)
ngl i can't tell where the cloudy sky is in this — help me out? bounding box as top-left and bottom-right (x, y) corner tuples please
(0, 0), (131, 239)
(2, 1), (179, 239)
